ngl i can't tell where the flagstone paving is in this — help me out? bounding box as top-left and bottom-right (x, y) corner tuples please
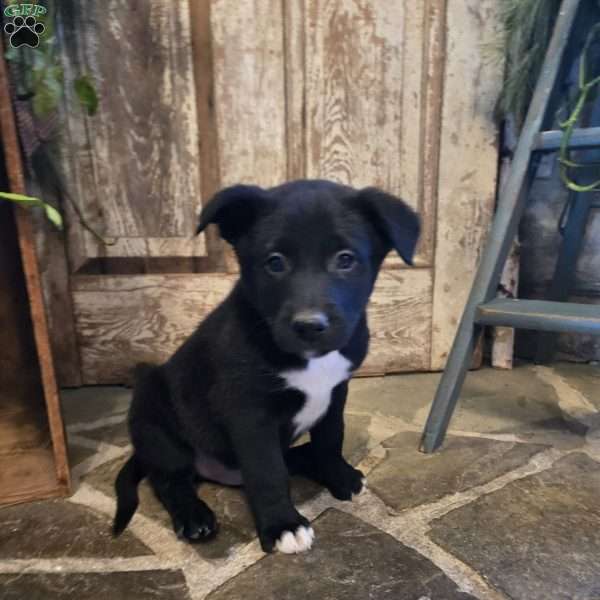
(0, 571), (192, 600)
(429, 453), (600, 600)
(207, 509), (476, 600)
(1, 363), (599, 599)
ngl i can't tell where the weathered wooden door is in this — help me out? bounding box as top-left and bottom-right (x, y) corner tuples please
(49, 0), (501, 385)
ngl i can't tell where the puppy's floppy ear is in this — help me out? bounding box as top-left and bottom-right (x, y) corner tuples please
(356, 187), (420, 265)
(196, 184), (267, 245)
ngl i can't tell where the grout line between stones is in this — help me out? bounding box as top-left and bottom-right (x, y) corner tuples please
(534, 366), (599, 429)
(0, 557), (166, 575)
(67, 413), (127, 435)
(346, 407), (583, 448)
(68, 435), (132, 486)
(67, 484), (207, 567)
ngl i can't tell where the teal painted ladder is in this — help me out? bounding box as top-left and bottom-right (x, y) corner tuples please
(420, 0), (600, 453)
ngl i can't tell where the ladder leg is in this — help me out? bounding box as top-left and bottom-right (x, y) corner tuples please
(535, 190), (593, 364)
(420, 322), (483, 453)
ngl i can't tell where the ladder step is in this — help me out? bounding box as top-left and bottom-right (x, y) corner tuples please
(534, 127), (600, 152)
(476, 299), (600, 334)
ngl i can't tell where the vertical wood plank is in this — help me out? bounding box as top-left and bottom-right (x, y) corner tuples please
(211, 0), (288, 187)
(398, 0), (425, 220)
(430, 0), (502, 370)
(304, 0), (406, 192)
(211, 0), (288, 272)
(189, 0), (226, 271)
(0, 203), (67, 506)
(418, 0), (446, 264)
(492, 151), (520, 369)
(58, 0), (205, 266)
(492, 243), (519, 369)
(283, 0), (307, 181)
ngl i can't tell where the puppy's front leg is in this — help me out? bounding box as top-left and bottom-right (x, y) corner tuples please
(310, 381), (365, 500)
(229, 418), (314, 554)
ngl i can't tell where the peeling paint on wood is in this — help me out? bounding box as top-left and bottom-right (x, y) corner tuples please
(58, 0), (206, 268)
(430, 0), (502, 370)
(211, 0), (287, 188)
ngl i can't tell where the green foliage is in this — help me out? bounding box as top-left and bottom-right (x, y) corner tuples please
(558, 23), (600, 192)
(2, 1), (101, 236)
(4, 0), (99, 118)
(491, 1), (600, 192)
(0, 191), (63, 229)
(494, 0), (562, 123)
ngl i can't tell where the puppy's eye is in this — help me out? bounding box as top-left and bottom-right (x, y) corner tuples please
(335, 250), (356, 271)
(265, 253), (288, 274)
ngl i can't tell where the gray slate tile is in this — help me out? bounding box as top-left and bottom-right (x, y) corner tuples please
(208, 508), (475, 600)
(368, 432), (547, 511)
(0, 570), (191, 600)
(429, 453), (600, 600)
(0, 499), (151, 559)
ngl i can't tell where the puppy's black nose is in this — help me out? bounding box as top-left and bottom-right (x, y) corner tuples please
(292, 311), (330, 339)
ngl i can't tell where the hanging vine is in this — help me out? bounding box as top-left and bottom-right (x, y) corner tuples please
(0, 0), (114, 241)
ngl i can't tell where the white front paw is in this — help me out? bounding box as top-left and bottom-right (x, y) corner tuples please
(275, 525), (315, 554)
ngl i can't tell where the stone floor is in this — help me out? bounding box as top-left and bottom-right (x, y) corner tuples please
(2, 362), (600, 599)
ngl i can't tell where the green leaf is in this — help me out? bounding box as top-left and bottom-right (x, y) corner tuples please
(43, 203), (63, 228)
(0, 192), (63, 229)
(74, 75), (99, 116)
(0, 191), (41, 203)
(31, 61), (64, 117)
(32, 78), (59, 117)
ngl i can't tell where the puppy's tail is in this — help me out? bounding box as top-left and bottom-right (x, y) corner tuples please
(113, 453), (146, 536)
(113, 363), (165, 536)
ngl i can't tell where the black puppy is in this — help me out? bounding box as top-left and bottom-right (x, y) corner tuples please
(113, 179), (419, 553)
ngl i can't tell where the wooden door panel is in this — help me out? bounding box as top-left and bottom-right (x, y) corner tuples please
(302, 0), (445, 268)
(361, 269), (433, 374)
(71, 274), (236, 384)
(71, 269), (431, 384)
(59, 0), (205, 271)
(49, 0), (501, 383)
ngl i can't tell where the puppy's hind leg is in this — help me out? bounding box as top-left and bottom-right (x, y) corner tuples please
(137, 424), (218, 543)
(128, 365), (218, 542)
(149, 468), (217, 542)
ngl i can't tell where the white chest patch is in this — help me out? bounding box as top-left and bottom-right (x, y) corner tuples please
(280, 351), (352, 436)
